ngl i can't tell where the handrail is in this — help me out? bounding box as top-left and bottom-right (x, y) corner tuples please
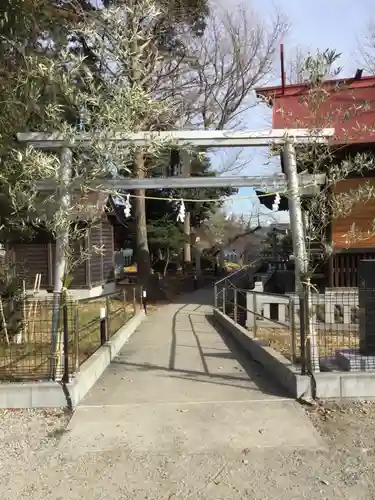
(236, 288), (290, 300)
(222, 298), (290, 329)
(214, 258), (262, 287)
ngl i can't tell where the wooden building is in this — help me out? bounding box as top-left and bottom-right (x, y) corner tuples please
(7, 193), (117, 297)
(255, 74), (375, 288)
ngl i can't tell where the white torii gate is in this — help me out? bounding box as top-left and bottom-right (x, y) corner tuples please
(16, 128), (334, 295)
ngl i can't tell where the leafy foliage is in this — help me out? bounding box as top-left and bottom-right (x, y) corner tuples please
(148, 216), (186, 253)
(0, 0), (287, 285)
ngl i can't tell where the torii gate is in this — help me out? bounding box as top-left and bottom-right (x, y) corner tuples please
(17, 128), (333, 295)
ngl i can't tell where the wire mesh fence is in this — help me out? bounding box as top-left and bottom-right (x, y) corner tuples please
(305, 288), (360, 372)
(0, 296), (76, 381)
(216, 286), (299, 363)
(0, 286), (140, 382)
(214, 283), (372, 373)
(76, 287), (138, 366)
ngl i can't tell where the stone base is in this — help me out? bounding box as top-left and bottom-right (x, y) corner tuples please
(336, 349), (375, 372)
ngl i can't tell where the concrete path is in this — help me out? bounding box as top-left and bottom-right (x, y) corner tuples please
(19, 288), (358, 500)
(69, 288), (322, 454)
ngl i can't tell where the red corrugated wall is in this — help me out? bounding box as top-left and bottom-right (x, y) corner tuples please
(259, 78), (375, 145)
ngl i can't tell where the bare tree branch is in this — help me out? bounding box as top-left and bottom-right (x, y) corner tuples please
(153, 3), (289, 130)
(358, 20), (375, 73)
(188, 5), (288, 129)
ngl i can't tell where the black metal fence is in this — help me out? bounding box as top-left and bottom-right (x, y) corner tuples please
(0, 285), (140, 382)
(215, 283), (366, 374)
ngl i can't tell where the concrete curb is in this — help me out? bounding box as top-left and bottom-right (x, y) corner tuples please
(214, 309), (375, 400)
(213, 308), (311, 399)
(313, 371), (375, 399)
(0, 311), (145, 409)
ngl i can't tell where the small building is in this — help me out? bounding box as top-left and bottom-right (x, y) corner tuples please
(256, 74), (375, 288)
(6, 194), (119, 298)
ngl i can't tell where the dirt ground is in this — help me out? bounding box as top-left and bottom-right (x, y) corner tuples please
(3, 400), (375, 499)
(306, 399), (375, 494)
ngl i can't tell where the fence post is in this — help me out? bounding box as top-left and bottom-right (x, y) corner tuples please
(132, 287), (136, 314)
(142, 288), (148, 314)
(100, 306), (106, 345)
(234, 289), (238, 323)
(62, 303), (69, 383)
(299, 284), (308, 375)
(73, 306), (79, 374)
(106, 296), (111, 339)
(223, 287), (226, 315)
(214, 284), (218, 308)
(253, 292), (258, 338)
(290, 297), (296, 364)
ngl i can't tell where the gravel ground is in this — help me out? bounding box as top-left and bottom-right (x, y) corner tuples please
(305, 399), (375, 497)
(2, 402), (375, 499)
(0, 408), (71, 499)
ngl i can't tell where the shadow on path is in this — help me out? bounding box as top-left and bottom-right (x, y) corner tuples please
(111, 305), (288, 399)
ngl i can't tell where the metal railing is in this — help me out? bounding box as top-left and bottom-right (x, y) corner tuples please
(0, 286), (140, 382)
(215, 282), (374, 375)
(214, 259), (262, 309)
(215, 285), (299, 363)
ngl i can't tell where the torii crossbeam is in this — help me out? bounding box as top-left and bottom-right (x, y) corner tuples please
(16, 127), (334, 296)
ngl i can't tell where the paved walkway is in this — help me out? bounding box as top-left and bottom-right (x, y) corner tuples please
(21, 288), (355, 500)
(47, 288), (335, 499)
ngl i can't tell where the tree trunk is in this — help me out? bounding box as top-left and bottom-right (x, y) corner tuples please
(219, 247), (225, 271)
(127, 1), (151, 288)
(134, 151), (151, 286)
(163, 248), (170, 276)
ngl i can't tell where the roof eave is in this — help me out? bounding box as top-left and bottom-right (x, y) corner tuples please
(255, 75), (375, 104)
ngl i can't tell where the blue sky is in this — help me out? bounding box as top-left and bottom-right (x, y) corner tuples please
(223, 0), (374, 222)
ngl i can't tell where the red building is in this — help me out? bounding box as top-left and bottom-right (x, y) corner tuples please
(255, 75), (375, 288)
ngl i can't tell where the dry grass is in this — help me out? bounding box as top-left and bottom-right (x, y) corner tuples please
(0, 271), (216, 381)
(252, 326), (360, 363)
(0, 295), (135, 381)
